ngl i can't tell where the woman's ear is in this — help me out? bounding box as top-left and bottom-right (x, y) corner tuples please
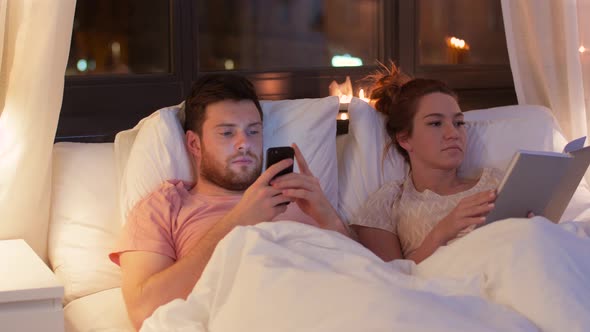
(186, 130), (202, 160)
(396, 132), (412, 153)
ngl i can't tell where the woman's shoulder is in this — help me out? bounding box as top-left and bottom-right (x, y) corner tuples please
(351, 178), (405, 231)
(362, 178), (406, 208)
(373, 178), (406, 196)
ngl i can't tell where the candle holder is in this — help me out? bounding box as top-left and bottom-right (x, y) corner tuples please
(446, 36), (470, 64)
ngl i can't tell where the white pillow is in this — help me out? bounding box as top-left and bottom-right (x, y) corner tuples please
(261, 97), (340, 210)
(337, 101), (590, 223)
(49, 142), (121, 304)
(116, 105), (193, 223)
(116, 96), (340, 222)
(337, 97), (407, 223)
(461, 104), (571, 168)
(459, 105), (564, 178)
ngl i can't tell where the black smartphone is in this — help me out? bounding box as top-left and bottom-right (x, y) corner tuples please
(265, 146), (295, 179)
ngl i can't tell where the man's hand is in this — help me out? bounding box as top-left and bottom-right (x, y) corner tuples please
(224, 158), (294, 226)
(432, 190), (496, 245)
(270, 143), (348, 235)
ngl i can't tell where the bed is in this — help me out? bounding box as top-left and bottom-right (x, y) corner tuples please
(48, 97), (590, 331)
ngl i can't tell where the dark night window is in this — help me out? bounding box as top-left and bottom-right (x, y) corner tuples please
(197, 0), (380, 71)
(66, 0), (171, 75)
(418, 0), (509, 66)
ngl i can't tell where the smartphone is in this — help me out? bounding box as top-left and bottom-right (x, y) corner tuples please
(265, 146), (295, 179)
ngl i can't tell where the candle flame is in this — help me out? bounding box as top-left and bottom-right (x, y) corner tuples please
(339, 95), (352, 104)
(359, 89), (370, 102)
(447, 36), (470, 50)
(580, 45), (587, 53)
(338, 112), (349, 120)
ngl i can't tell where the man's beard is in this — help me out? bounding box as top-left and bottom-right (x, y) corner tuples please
(200, 146), (262, 191)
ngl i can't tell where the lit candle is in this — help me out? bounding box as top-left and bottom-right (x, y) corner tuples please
(339, 95), (352, 104)
(339, 94), (352, 111)
(446, 36), (470, 64)
(359, 89), (370, 103)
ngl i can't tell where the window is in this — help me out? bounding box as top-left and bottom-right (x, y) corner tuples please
(396, 0), (515, 110)
(59, 0), (516, 142)
(67, 0), (172, 75)
(418, 0), (509, 66)
(59, 0), (191, 141)
(197, 0), (380, 71)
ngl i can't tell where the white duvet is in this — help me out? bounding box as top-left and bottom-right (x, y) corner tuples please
(141, 218), (590, 332)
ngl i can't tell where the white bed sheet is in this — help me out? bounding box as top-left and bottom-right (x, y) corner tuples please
(64, 287), (133, 332)
(141, 219), (590, 332)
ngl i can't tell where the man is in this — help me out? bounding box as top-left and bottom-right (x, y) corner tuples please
(110, 74), (350, 330)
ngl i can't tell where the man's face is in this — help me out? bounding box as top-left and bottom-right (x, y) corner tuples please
(198, 100), (263, 191)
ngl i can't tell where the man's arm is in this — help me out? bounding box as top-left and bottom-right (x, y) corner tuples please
(120, 159), (295, 330)
(120, 215), (243, 330)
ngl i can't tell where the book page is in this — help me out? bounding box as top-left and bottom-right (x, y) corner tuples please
(545, 145), (590, 221)
(563, 136), (586, 153)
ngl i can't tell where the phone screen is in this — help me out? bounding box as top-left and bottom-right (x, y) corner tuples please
(265, 146), (294, 179)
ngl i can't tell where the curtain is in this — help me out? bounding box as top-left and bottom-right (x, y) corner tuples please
(0, 0), (75, 261)
(501, 0), (590, 142)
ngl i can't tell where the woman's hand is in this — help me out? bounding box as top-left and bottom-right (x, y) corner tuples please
(431, 190), (497, 246)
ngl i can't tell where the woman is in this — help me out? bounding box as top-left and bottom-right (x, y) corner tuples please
(351, 64), (502, 263)
(350, 65), (590, 330)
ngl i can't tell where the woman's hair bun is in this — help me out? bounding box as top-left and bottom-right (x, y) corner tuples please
(366, 62), (412, 115)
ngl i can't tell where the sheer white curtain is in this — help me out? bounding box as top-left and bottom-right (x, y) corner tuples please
(501, 0), (590, 141)
(0, 0), (75, 260)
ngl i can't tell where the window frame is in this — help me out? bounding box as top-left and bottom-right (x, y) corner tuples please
(397, 0), (516, 110)
(57, 0), (194, 142)
(57, 0), (515, 142)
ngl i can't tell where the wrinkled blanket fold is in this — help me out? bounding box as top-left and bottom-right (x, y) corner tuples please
(142, 218), (590, 332)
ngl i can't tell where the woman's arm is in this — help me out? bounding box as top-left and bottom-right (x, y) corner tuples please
(352, 225), (403, 261)
(408, 190), (497, 264)
(406, 229), (445, 264)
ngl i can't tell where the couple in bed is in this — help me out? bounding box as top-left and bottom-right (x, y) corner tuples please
(110, 71), (590, 330)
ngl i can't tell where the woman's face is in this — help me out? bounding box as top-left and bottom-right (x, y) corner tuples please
(398, 92), (466, 171)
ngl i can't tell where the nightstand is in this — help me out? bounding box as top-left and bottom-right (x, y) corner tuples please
(0, 239), (64, 332)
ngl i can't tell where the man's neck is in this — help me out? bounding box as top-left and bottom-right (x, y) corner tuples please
(191, 177), (244, 197)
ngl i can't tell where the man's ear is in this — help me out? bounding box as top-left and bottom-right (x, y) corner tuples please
(186, 130), (202, 160)
(396, 131), (412, 153)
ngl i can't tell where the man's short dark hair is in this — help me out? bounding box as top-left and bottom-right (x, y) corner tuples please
(184, 74), (263, 135)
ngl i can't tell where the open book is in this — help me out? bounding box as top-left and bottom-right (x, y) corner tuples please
(484, 136), (590, 224)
